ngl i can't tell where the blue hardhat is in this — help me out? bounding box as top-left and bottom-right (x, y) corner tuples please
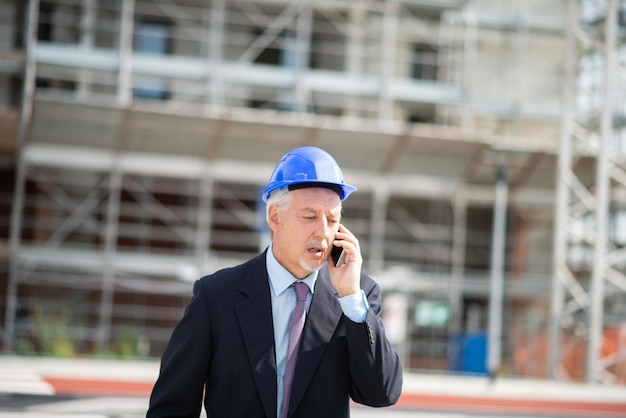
(262, 147), (357, 202)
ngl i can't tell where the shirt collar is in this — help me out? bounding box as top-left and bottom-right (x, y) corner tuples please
(266, 244), (318, 296)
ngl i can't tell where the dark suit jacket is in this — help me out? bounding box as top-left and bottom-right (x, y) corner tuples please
(147, 250), (402, 418)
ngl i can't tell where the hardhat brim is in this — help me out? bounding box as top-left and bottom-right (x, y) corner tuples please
(262, 180), (357, 202)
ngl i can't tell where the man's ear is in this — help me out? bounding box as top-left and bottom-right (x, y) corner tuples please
(267, 204), (280, 233)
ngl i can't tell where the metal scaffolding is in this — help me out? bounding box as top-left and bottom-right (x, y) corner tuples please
(551, 0), (626, 385)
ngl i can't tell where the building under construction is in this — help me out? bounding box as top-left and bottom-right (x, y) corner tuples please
(0, 0), (625, 385)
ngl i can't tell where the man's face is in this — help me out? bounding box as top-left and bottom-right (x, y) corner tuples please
(269, 187), (342, 279)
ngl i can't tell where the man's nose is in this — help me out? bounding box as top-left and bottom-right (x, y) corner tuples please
(313, 218), (332, 239)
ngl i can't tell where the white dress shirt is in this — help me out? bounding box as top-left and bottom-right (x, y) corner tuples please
(266, 245), (369, 417)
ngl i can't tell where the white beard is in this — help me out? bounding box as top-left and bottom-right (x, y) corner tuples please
(299, 257), (323, 274)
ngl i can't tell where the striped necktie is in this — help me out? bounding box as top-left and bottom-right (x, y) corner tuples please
(281, 281), (308, 418)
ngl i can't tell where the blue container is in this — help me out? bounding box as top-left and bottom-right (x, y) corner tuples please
(448, 332), (488, 375)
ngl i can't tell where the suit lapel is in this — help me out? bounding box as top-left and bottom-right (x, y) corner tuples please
(289, 267), (342, 415)
(235, 252), (277, 418)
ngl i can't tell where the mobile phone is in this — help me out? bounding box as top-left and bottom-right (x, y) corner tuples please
(330, 242), (346, 266)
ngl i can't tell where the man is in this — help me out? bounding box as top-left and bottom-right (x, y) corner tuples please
(147, 146), (403, 418)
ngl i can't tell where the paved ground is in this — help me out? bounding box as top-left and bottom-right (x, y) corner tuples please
(1, 356), (625, 417)
(0, 394), (612, 418)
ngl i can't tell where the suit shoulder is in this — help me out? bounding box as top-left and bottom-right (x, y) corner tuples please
(359, 272), (380, 292)
(196, 252), (265, 291)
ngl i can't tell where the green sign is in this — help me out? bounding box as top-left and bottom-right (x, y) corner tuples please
(414, 301), (450, 327)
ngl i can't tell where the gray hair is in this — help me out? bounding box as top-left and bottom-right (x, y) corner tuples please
(265, 187), (293, 225)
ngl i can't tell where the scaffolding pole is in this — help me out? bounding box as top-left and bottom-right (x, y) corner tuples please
(4, 0), (39, 353)
(587, 0), (617, 384)
(450, 190), (467, 334)
(369, 179), (389, 275)
(117, 0), (135, 106)
(207, 0), (225, 111)
(549, 0), (577, 380)
(379, 0), (398, 124)
(488, 166), (508, 378)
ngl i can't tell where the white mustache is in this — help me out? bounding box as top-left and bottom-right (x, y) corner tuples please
(305, 240), (326, 250)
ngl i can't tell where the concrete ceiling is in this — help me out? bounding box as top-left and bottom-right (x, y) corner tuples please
(28, 97), (561, 204)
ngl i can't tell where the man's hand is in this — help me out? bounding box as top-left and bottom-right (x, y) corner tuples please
(327, 224), (362, 297)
